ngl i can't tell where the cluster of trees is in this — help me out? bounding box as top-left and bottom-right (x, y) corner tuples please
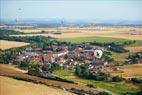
(26, 62), (75, 83)
(106, 42), (128, 53)
(75, 64), (109, 81)
(71, 88), (111, 95)
(117, 40), (136, 47)
(0, 35), (52, 43)
(18, 61), (61, 75)
(111, 76), (124, 82)
(91, 41), (135, 53)
(0, 46), (27, 64)
(130, 78), (142, 84)
(126, 51), (142, 64)
(0, 29), (24, 37)
(75, 64), (124, 82)
(102, 51), (114, 63)
(124, 90), (142, 95)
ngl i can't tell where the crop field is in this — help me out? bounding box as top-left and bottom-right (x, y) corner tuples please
(0, 76), (74, 95)
(0, 40), (29, 50)
(125, 46), (142, 53)
(13, 27), (142, 40)
(58, 36), (127, 43)
(111, 64), (142, 79)
(53, 69), (139, 95)
(0, 64), (98, 95)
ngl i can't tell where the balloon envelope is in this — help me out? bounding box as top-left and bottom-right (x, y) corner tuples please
(94, 49), (103, 58)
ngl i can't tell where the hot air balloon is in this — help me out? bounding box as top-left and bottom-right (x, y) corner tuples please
(94, 49), (103, 58)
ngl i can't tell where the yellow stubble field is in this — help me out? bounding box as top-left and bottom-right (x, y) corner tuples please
(14, 27), (142, 40)
(0, 40), (29, 50)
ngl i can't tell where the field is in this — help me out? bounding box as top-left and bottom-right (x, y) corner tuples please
(0, 64), (98, 95)
(12, 27), (142, 47)
(0, 76), (74, 95)
(53, 69), (140, 95)
(111, 64), (142, 79)
(125, 46), (142, 53)
(0, 40), (29, 50)
(1, 27), (142, 95)
(13, 27), (142, 40)
(58, 36), (127, 43)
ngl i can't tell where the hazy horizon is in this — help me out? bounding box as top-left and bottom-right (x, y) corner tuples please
(1, 0), (142, 22)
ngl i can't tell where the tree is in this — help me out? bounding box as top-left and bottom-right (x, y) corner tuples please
(19, 61), (29, 70)
(75, 65), (82, 76)
(112, 76), (124, 82)
(51, 62), (61, 71)
(28, 63), (41, 76)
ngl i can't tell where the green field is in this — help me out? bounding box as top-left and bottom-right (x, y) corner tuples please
(130, 40), (142, 46)
(58, 36), (142, 46)
(53, 70), (140, 95)
(58, 36), (127, 43)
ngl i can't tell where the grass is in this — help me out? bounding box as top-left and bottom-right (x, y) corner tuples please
(58, 36), (142, 64)
(58, 36), (127, 43)
(111, 52), (129, 63)
(53, 69), (74, 78)
(131, 40), (142, 46)
(53, 69), (140, 95)
(111, 64), (142, 79)
(58, 36), (142, 47)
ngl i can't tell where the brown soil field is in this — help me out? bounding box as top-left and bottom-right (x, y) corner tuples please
(0, 40), (29, 50)
(111, 64), (142, 79)
(0, 76), (75, 95)
(14, 27), (142, 40)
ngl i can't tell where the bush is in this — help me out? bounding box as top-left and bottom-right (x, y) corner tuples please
(123, 90), (142, 95)
(75, 64), (109, 81)
(97, 91), (111, 95)
(127, 52), (142, 64)
(70, 88), (96, 95)
(28, 63), (41, 76)
(51, 62), (61, 71)
(86, 84), (96, 88)
(131, 78), (142, 84)
(19, 61), (29, 70)
(112, 76), (124, 82)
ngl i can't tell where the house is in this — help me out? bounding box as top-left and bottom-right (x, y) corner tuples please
(59, 45), (68, 51)
(57, 50), (68, 57)
(92, 59), (108, 66)
(25, 47), (42, 52)
(138, 59), (142, 64)
(16, 53), (42, 63)
(58, 57), (66, 66)
(42, 51), (55, 63)
(29, 55), (42, 63)
(32, 47), (42, 52)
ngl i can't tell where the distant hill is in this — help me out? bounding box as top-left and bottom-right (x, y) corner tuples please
(1, 19), (142, 28)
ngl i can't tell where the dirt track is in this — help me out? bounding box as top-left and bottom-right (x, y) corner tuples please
(0, 64), (98, 94)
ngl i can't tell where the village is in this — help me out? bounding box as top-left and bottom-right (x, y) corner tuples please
(16, 42), (118, 75)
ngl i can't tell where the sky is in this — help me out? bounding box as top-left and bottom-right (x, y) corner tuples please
(0, 0), (142, 21)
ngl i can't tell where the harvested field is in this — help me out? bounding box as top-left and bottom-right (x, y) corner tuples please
(125, 46), (142, 53)
(0, 76), (75, 95)
(0, 40), (29, 50)
(13, 27), (142, 40)
(111, 64), (142, 79)
(0, 64), (98, 94)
